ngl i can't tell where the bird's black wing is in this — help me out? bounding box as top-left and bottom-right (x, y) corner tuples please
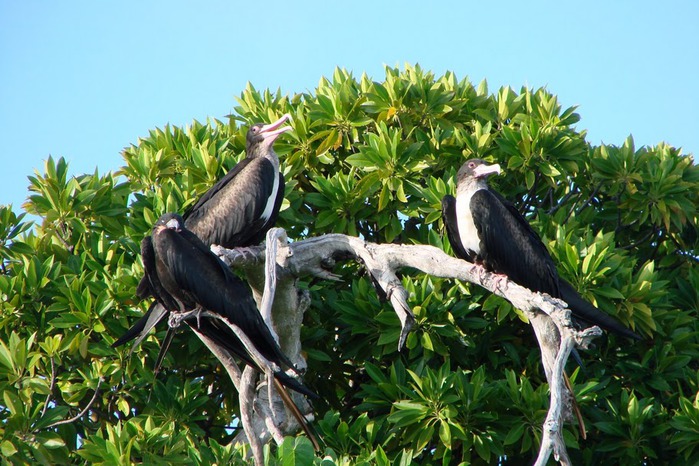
(135, 236), (155, 299)
(441, 195), (473, 262)
(183, 157), (253, 221)
(470, 189), (560, 297)
(490, 192), (640, 339)
(184, 158), (280, 248)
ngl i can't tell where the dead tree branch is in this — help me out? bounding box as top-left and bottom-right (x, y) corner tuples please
(208, 231), (601, 464)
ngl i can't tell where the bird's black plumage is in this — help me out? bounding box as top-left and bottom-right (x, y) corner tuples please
(442, 159), (640, 340)
(134, 213), (315, 398)
(113, 115), (292, 356)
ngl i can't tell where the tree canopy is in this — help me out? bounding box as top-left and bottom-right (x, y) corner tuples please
(1, 64), (698, 465)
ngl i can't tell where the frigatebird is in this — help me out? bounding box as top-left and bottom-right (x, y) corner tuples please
(441, 158), (640, 340)
(135, 213), (314, 395)
(113, 114), (292, 356)
(132, 213), (319, 447)
(185, 113), (290, 248)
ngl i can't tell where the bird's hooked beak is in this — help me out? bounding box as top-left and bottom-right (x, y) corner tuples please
(473, 163), (501, 178)
(259, 113), (293, 141)
(165, 218), (181, 231)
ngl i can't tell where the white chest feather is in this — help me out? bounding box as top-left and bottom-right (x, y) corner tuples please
(455, 189), (482, 255)
(259, 169), (279, 222)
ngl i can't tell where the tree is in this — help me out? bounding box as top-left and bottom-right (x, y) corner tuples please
(0, 64), (697, 465)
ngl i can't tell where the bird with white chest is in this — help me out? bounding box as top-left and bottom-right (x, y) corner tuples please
(442, 158), (640, 340)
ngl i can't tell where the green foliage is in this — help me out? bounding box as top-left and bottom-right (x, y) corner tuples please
(1, 64), (697, 464)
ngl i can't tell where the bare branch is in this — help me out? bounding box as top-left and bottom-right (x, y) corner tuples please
(190, 327), (241, 389)
(213, 232), (604, 464)
(41, 378), (103, 430)
(259, 228), (281, 340)
(180, 307), (317, 463)
(240, 366), (263, 466)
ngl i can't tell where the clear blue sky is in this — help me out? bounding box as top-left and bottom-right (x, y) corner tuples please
(1, 1), (697, 211)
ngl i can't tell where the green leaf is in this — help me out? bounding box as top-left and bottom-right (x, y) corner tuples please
(504, 422), (525, 445)
(279, 436), (315, 466)
(439, 420), (452, 447)
(0, 338), (15, 371)
(1, 440), (17, 457)
(378, 184), (390, 211)
(525, 170), (535, 189)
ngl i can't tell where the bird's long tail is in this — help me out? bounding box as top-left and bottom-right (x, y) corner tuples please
(273, 378), (321, 451)
(564, 372), (586, 440)
(559, 279), (641, 340)
(112, 302), (168, 350)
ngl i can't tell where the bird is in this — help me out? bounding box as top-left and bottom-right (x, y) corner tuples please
(184, 113), (291, 248)
(442, 159), (641, 439)
(135, 213), (314, 393)
(130, 213), (319, 447)
(441, 158), (641, 340)
(113, 114), (292, 359)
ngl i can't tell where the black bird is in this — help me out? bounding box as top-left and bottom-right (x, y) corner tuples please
(441, 158), (640, 340)
(133, 213), (315, 397)
(133, 213), (319, 448)
(113, 114), (292, 356)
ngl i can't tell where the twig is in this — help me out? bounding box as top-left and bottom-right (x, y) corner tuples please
(40, 357), (56, 419)
(547, 187), (579, 216)
(576, 183), (601, 215)
(42, 378), (103, 430)
(619, 226), (657, 250)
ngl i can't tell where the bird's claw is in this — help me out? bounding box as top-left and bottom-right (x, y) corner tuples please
(492, 273), (509, 293)
(168, 313), (183, 328)
(168, 308), (205, 328)
(235, 246), (260, 262)
(472, 263), (508, 292)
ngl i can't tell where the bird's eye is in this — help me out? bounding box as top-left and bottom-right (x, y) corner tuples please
(468, 161), (476, 168)
(251, 127), (259, 133)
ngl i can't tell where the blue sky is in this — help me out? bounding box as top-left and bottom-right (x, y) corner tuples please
(1, 1), (697, 211)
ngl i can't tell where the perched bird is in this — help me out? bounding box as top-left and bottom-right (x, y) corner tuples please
(185, 113), (291, 248)
(442, 159), (641, 439)
(113, 114), (292, 358)
(441, 158), (640, 340)
(134, 213), (314, 396)
(131, 213), (318, 447)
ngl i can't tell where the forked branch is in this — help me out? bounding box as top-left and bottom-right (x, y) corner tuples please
(210, 231), (601, 465)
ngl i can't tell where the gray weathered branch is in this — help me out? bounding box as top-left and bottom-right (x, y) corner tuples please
(209, 231), (601, 464)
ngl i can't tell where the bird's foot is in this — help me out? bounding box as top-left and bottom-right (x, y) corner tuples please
(235, 246), (262, 262)
(168, 313), (184, 329)
(491, 273), (510, 293)
(210, 245), (230, 264)
(168, 308), (203, 328)
(471, 263), (490, 283)
(471, 263), (509, 292)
